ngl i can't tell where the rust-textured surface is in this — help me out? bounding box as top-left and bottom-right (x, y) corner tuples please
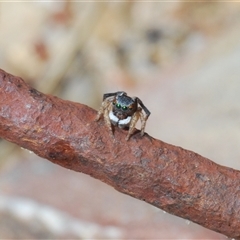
(0, 69), (240, 238)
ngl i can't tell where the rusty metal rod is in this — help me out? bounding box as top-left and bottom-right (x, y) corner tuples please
(0, 69), (239, 238)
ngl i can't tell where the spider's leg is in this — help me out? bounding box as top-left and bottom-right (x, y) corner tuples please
(95, 107), (103, 121)
(103, 91), (126, 100)
(96, 98), (112, 121)
(126, 111), (140, 141)
(96, 100), (106, 121)
(139, 110), (147, 136)
(103, 106), (114, 136)
(135, 97), (151, 118)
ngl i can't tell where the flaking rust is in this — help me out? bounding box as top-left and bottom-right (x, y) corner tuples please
(0, 69), (240, 238)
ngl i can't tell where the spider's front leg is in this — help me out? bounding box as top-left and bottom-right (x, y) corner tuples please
(135, 97), (150, 137)
(95, 99), (114, 137)
(95, 98), (110, 121)
(95, 107), (103, 122)
(139, 110), (148, 137)
(126, 110), (140, 141)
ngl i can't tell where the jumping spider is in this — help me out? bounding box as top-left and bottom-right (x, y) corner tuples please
(96, 91), (150, 140)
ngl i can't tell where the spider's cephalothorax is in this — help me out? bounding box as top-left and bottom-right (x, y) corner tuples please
(96, 91), (150, 140)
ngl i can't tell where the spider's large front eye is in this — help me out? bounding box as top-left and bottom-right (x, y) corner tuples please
(122, 106), (128, 111)
(116, 103), (121, 109)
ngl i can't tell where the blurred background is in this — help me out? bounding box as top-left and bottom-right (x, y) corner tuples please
(1, 1), (240, 239)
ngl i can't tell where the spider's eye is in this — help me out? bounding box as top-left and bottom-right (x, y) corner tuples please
(112, 102), (116, 105)
(116, 103), (121, 109)
(122, 106), (128, 110)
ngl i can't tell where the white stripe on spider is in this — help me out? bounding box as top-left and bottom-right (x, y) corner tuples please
(119, 116), (131, 126)
(109, 111), (131, 127)
(109, 111), (119, 124)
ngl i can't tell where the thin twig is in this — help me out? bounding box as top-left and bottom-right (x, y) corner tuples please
(0, 69), (239, 238)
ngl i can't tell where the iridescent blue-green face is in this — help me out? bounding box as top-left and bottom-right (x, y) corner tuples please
(112, 94), (137, 120)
